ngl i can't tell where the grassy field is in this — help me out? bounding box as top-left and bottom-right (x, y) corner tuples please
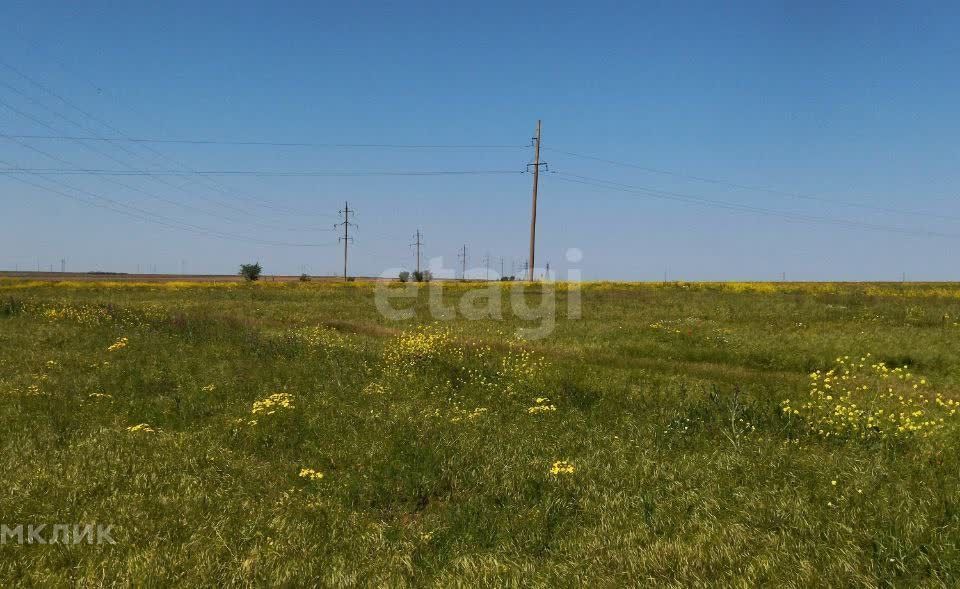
(3, 278), (960, 586)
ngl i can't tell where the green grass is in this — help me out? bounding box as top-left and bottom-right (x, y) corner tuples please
(2, 280), (960, 586)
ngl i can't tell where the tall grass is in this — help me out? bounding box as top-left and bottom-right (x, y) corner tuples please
(1, 280), (959, 585)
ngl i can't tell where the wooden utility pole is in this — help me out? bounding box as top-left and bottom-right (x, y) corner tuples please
(335, 201), (355, 280)
(527, 120), (543, 281)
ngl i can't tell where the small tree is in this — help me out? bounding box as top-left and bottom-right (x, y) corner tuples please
(299, 273), (311, 282)
(240, 263), (262, 282)
(399, 271), (410, 282)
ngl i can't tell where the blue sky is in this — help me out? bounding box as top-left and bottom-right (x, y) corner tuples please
(1, 1), (958, 280)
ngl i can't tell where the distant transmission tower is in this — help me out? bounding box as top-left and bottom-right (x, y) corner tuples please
(483, 252), (491, 281)
(335, 201), (356, 280)
(458, 245), (468, 280)
(410, 229), (423, 274)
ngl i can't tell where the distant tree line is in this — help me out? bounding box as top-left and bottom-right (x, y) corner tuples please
(399, 270), (432, 282)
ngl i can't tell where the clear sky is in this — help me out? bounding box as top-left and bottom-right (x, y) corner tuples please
(1, 1), (958, 280)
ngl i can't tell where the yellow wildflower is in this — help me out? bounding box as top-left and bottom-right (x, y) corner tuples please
(106, 337), (129, 352)
(251, 392), (296, 415)
(126, 423), (156, 434)
(299, 468), (324, 481)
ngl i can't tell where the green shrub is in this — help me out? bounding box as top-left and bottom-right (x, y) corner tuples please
(239, 263), (262, 282)
(412, 270), (432, 282)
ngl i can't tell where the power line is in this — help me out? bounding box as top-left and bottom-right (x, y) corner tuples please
(0, 94), (268, 219)
(0, 163), (337, 247)
(0, 82), (332, 244)
(0, 59), (337, 218)
(0, 93), (329, 230)
(0, 78), (159, 166)
(0, 131), (74, 166)
(4, 31), (526, 155)
(550, 171), (960, 240)
(0, 133), (329, 233)
(545, 147), (960, 222)
(0, 80), (514, 231)
(0, 45), (335, 218)
(0, 133), (529, 150)
(0, 165), (525, 177)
